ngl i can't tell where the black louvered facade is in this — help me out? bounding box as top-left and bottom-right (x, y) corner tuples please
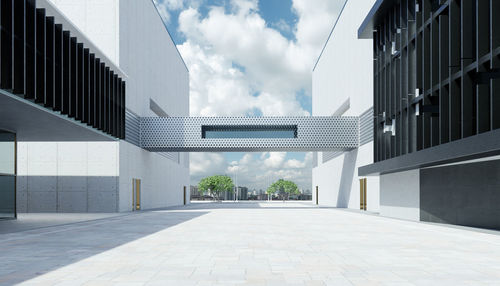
(0, 0), (125, 139)
(366, 0), (499, 164)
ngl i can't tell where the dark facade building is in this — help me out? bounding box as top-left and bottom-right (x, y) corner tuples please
(359, 0), (500, 229)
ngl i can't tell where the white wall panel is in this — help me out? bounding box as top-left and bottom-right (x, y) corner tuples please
(118, 141), (189, 212)
(119, 0), (189, 117)
(118, 0), (190, 210)
(312, 0), (375, 117)
(312, 143), (379, 212)
(380, 170), (420, 221)
(47, 0), (120, 64)
(312, 0), (379, 212)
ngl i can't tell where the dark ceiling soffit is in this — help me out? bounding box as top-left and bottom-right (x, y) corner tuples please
(358, 0), (397, 39)
(358, 128), (500, 176)
(0, 89), (116, 142)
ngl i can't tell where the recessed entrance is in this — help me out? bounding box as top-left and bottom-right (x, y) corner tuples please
(0, 130), (16, 219)
(359, 178), (367, 211)
(132, 179), (141, 211)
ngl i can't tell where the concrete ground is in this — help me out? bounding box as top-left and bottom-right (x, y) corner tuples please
(1, 202), (500, 286)
(0, 213), (126, 234)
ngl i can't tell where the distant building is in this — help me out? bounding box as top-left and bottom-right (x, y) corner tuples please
(234, 186), (248, 200)
(221, 190), (234, 201)
(190, 185), (200, 200)
(257, 193), (268, 201)
(298, 194), (312, 201)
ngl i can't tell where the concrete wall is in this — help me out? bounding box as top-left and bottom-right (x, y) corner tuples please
(420, 160), (500, 229)
(312, 0), (379, 211)
(17, 0), (190, 213)
(17, 142), (119, 213)
(379, 169), (420, 221)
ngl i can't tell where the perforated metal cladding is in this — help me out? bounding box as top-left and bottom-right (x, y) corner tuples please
(140, 117), (359, 152)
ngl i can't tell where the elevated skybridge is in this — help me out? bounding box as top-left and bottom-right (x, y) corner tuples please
(128, 111), (373, 152)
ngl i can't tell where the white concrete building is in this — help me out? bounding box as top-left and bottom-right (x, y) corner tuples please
(16, 0), (190, 213)
(312, 0), (379, 212)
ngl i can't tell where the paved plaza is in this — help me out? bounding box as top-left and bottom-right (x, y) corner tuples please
(1, 202), (500, 285)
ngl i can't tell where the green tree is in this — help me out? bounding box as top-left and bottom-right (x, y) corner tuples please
(267, 179), (300, 201)
(266, 185), (277, 200)
(198, 175), (234, 201)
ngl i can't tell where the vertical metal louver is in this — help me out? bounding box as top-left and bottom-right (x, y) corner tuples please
(372, 0), (500, 163)
(359, 107), (373, 146)
(125, 109), (140, 146)
(0, 0), (126, 139)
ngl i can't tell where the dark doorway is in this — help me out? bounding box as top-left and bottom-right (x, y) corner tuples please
(0, 130), (16, 219)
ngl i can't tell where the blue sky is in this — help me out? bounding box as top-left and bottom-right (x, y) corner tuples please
(161, 1), (313, 114)
(164, 0), (299, 45)
(153, 0), (343, 190)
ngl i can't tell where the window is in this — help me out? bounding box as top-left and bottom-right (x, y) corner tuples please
(202, 125), (298, 139)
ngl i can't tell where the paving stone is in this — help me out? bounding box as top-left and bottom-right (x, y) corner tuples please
(1, 202), (500, 285)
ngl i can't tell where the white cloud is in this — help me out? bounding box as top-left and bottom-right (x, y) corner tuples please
(284, 152), (312, 168)
(156, 0), (343, 117)
(153, 0), (343, 191)
(271, 19), (292, 34)
(153, 0), (202, 24)
(190, 153), (226, 176)
(292, 0), (345, 51)
(263, 152), (286, 169)
(176, 0), (338, 117)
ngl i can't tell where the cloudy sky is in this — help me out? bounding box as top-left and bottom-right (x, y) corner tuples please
(153, 0), (345, 191)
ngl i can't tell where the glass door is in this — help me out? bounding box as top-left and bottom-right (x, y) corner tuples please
(0, 130), (16, 219)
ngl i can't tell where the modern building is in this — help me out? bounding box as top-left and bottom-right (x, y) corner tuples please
(2, 0), (499, 231)
(312, 0), (500, 230)
(236, 186), (248, 200)
(0, 0), (189, 218)
(190, 185), (200, 200)
(312, 0), (380, 212)
(358, 0), (500, 229)
(219, 187), (248, 201)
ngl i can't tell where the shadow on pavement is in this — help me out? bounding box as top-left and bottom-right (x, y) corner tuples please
(0, 210), (208, 285)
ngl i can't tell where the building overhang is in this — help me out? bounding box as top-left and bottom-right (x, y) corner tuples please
(0, 89), (116, 141)
(358, 0), (397, 39)
(359, 128), (500, 176)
